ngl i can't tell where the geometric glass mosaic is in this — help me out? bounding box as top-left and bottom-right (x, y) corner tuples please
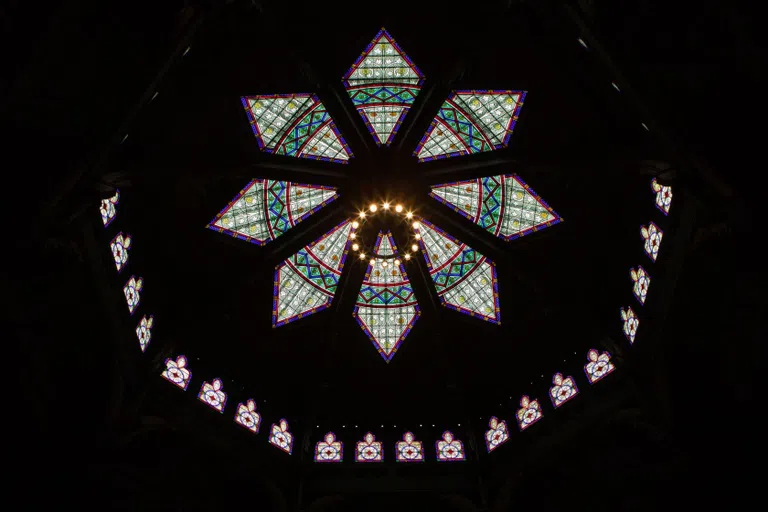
(198, 379), (227, 413)
(620, 306), (639, 345)
(630, 265), (651, 305)
(110, 232), (132, 272)
(414, 90), (526, 162)
(342, 28), (425, 146)
(269, 419), (294, 454)
(549, 373), (579, 408)
(123, 276), (143, 315)
(516, 395), (543, 431)
(314, 432), (343, 463)
(430, 174), (561, 241)
(234, 399), (262, 434)
(436, 431), (465, 461)
(206, 179), (338, 246)
(651, 178), (673, 215)
(395, 432), (424, 462)
(100, 190), (120, 227)
(584, 349), (616, 384)
(241, 94), (353, 164)
(161, 355), (191, 391)
(356, 432), (383, 462)
(484, 416), (509, 452)
(641, 221), (663, 262)
(136, 314), (154, 353)
(273, 220), (356, 327)
(353, 231), (420, 361)
(414, 219), (500, 323)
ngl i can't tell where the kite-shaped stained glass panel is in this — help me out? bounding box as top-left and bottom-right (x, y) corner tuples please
(207, 179), (338, 246)
(100, 190), (120, 227)
(430, 174), (561, 241)
(110, 232), (132, 272)
(630, 265), (651, 304)
(353, 231), (420, 361)
(273, 220), (356, 327)
(620, 306), (639, 344)
(414, 219), (500, 324)
(414, 90), (526, 162)
(641, 222), (663, 262)
(342, 28), (425, 146)
(651, 178), (673, 215)
(123, 276), (143, 315)
(315, 432), (343, 463)
(241, 94), (353, 163)
(136, 315), (154, 352)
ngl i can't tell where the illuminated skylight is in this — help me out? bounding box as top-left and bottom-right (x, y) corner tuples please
(136, 315), (154, 352)
(484, 416), (509, 452)
(396, 432), (424, 462)
(342, 28), (425, 145)
(651, 178), (673, 215)
(100, 190), (120, 227)
(436, 431), (465, 461)
(110, 232), (132, 272)
(241, 94), (353, 163)
(414, 219), (500, 324)
(630, 265), (651, 304)
(315, 432), (343, 463)
(207, 179), (338, 246)
(549, 373), (579, 408)
(353, 231), (420, 361)
(234, 399), (261, 434)
(641, 222), (663, 261)
(356, 432), (383, 462)
(123, 276), (143, 315)
(161, 355), (191, 390)
(430, 174), (561, 241)
(269, 419), (294, 454)
(273, 220), (355, 327)
(414, 90), (526, 162)
(620, 306), (639, 344)
(198, 379), (227, 413)
(516, 395), (543, 431)
(584, 349), (616, 384)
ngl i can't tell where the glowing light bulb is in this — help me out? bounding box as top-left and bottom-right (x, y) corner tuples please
(404, 254), (411, 260)
(382, 202), (390, 210)
(359, 211), (366, 219)
(369, 204), (377, 213)
(370, 259), (376, 265)
(352, 243), (359, 251)
(382, 261), (388, 267)
(406, 211), (413, 219)
(360, 253), (366, 259)
(350, 233), (356, 239)
(414, 234), (421, 240)
(412, 221), (420, 229)
(394, 259), (401, 266)
(352, 221), (359, 228)
(395, 204), (403, 213)
(411, 244), (418, 252)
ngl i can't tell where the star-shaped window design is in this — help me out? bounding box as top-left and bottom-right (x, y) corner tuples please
(206, 28), (562, 362)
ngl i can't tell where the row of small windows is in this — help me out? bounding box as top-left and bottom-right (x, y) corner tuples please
(159, 349), (615, 462)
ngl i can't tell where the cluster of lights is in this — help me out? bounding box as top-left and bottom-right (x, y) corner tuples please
(351, 203), (421, 262)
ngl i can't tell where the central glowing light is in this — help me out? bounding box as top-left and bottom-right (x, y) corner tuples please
(395, 204), (403, 213)
(414, 234), (421, 240)
(369, 204), (378, 213)
(352, 243), (359, 251)
(359, 211), (366, 218)
(360, 252), (366, 259)
(394, 259), (401, 265)
(406, 212), (413, 219)
(412, 221), (420, 229)
(350, 233), (356, 239)
(382, 202), (390, 210)
(404, 253), (411, 260)
(411, 244), (418, 252)
(370, 258), (376, 265)
(352, 221), (359, 228)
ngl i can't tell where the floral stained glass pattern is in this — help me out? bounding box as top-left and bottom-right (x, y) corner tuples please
(206, 179), (338, 246)
(396, 432), (424, 462)
(353, 231), (420, 361)
(414, 219), (500, 323)
(414, 90), (526, 162)
(234, 399), (261, 434)
(484, 417), (509, 452)
(549, 373), (579, 408)
(436, 431), (465, 461)
(273, 220), (356, 326)
(198, 379), (227, 413)
(269, 419), (294, 454)
(161, 355), (191, 390)
(123, 276), (143, 315)
(342, 28), (425, 146)
(136, 315), (154, 352)
(315, 432), (343, 463)
(584, 349), (616, 384)
(641, 222), (663, 262)
(516, 396), (543, 431)
(110, 232), (132, 272)
(100, 190), (120, 227)
(430, 174), (561, 241)
(651, 178), (673, 215)
(356, 432), (383, 462)
(620, 306), (639, 344)
(241, 94), (353, 163)
(630, 265), (651, 304)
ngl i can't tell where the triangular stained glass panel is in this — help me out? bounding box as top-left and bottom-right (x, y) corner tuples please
(430, 174), (561, 241)
(414, 90), (526, 162)
(273, 220), (356, 327)
(414, 219), (500, 324)
(343, 29), (425, 146)
(207, 179), (338, 246)
(241, 94), (353, 163)
(353, 231), (420, 361)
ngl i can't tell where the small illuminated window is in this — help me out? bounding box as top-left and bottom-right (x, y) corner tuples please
(99, 190), (120, 227)
(436, 431), (465, 461)
(314, 432), (343, 462)
(161, 355), (191, 390)
(584, 349), (616, 384)
(198, 378), (227, 413)
(549, 373), (579, 408)
(135, 315), (154, 352)
(484, 416), (509, 452)
(651, 178), (672, 215)
(355, 432), (383, 462)
(396, 432), (424, 462)
(234, 399), (261, 434)
(630, 265), (651, 304)
(110, 232), (132, 273)
(621, 307), (639, 344)
(640, 222), (663, 262)
(122, 276), (143, 315)
(516, 396), (543, 431)
(269, 419), (294, 454)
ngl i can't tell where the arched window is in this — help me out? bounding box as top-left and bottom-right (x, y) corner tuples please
(584, 349), (616, 384)
(516, 396), (543, 431)
(549, 373), (579, 408)
(269, 419), (294, 454)
(315, 432), (343, 463)
(436, 431), (465, 461)
(234, 399), (261, 434)
(161, 355), (191, 390)
(355, 432), (383, 462)
(396, 432), (424, 462)
(198, 379), (227, 413)
(484, 416), (509, 452)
